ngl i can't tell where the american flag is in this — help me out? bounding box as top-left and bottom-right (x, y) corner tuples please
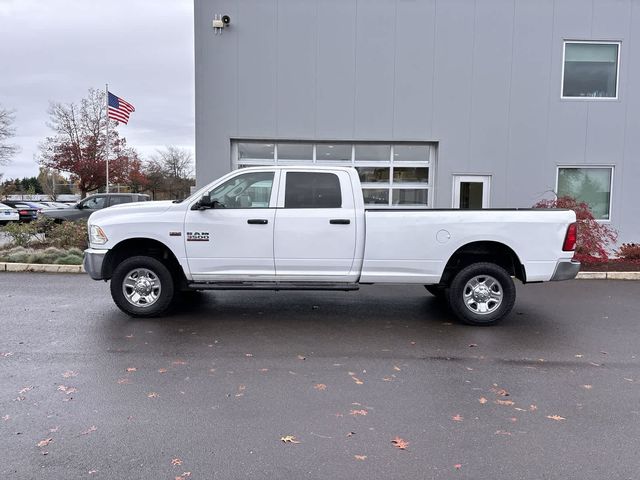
(107, 92), (135, 124)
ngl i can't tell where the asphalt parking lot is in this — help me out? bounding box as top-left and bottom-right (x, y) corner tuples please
(1, 273), (639, 479)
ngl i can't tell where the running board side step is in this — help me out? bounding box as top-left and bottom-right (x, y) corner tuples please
(187, 282), (359, 292)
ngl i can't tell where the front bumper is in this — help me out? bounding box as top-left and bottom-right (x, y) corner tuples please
(550, 259), (581, 281)
(83, 248), (108, 280)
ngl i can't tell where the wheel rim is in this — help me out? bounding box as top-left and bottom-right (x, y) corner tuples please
(462, 274), (503, 315)
(122, 268), (162, 308)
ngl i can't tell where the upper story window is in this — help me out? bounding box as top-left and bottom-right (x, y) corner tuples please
(284, 172), (342, 209)
(562, 41), (620, 99)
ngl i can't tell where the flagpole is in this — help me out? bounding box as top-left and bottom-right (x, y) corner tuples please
(105, 83), (110, 194)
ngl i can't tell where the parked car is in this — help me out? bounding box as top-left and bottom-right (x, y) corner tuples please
(1, 201), (39, 222)
(84, 166), (579, 325)
(0, 202), (19, 225)
(43, 193), (150, 222)
(38, 201), (72, 209)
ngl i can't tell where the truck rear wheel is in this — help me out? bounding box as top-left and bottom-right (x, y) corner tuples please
(110, 256), (175, 317)
(448, 262), (515, 326)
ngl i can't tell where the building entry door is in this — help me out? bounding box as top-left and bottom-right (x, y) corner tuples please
(453, 175), (491, 209)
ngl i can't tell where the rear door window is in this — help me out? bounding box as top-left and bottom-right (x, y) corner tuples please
(109, 196), (134, 207)
(284, 172), (342, 208)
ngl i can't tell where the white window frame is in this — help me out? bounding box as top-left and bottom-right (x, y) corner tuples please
(555, 165), (614, 222)
(231, 140), (436, 209)
(561, 40), (621, 101)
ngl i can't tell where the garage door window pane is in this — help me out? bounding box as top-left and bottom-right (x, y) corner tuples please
(393, 167), (429, 183)
(563, 43), (619, 98)
(392, 189), (428, 206)
(316, 143), (352, 162)
(277, 143), (313, 161)
(238, 142), (275, 161)
(356, 167), (390, 183)
(355, 144), (390, 161)
(363, 189), (389, 205)
(394, 144), (429, 162)
(557, 167), (612, 220)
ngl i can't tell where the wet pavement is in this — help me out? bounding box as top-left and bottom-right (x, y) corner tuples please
(1, 273), (639, 479)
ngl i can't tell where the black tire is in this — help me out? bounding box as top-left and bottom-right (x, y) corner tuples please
(447, 262), (515, 326)
(0, 221), (6, 226)
(110, 255), (175, 317)
(424, 284), (448, 301)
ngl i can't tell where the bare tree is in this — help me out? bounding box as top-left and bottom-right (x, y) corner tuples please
(0, 106), (19, 168)
(148, 146), (195, 199)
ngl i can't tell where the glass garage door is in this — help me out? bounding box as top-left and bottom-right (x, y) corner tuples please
(231, 141), (435, 208)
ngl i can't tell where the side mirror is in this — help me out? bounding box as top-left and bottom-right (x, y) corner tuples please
(192, 194), (213, 210)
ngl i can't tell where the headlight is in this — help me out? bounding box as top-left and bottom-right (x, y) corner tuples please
(89, 225), (108, 245)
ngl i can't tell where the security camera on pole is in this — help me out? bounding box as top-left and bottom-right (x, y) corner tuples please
(105, 85), (135, 193)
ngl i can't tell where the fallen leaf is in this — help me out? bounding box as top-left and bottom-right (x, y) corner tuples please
(88, 470), (98, 474)
(147, 392), (159, 398)
(126, 367), (137, 372)
(454, 464), (462, 470)
(575, 354), (583, 358)
(546, 415), (566, 421)
(452, 414), (464, 422)
(0, 352), (13, 357)
(37, 438), (53, 447)
(382, 376), (393, 382)
(125, 334), (134, 338)
(297, 355), (306, 360)
(624, 378), (634, 382)
(582, 384), (593, 389)
(172, 360), (188, 365)
(514, 407), (527, 412)
(314, 383), (327, 391)
(393, 365), (401, 371)
(80, 425), (97, 435)
(280, 435), (300, 444)
(117, 378), (132, 384)
(2, 415), (9, 421)
(62, 371), (78, 378)
(19, 386), (33, 395)
(529, 405), (538, 412)
(245, 353), (253, 357)
(347, 431), (356, 437)
(391, 436), (409, 450)
(468, 343), (478, 348)
(354, 455), (367, 460)
(495, 399), (515, 406)
(479, 397), (488, 404)
(49, 426), (60, 433)
(259, 368), (269, 372)
(350, 409), (368, 416)
(171, 458), (183, 466)
(495, 388), (510, 397)
(158, 368), (168, 373)
(351, 376), (364, 385)
(57, 385), (78, 395)
(495, 430), (512, 435)
(175, 473), (191, 479)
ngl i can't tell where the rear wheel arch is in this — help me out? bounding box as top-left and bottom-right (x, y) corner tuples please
(439, 241), (526, 287)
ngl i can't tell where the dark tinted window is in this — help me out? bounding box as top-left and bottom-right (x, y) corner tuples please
(109, 196), (134, 206)
(284, 172), (341, 209)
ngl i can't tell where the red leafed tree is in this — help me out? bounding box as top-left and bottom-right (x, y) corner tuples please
(533, 196), (617, 262)
(39, 88), (143, 197)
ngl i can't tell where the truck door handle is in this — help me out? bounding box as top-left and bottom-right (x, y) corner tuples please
(330, 219), (351, 225)
(247, 219), (268, 225)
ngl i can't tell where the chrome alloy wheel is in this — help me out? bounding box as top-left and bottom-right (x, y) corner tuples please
(122, 268), (162, 308)
(462, 275), (503, 315)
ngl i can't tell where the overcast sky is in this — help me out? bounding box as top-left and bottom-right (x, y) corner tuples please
(0, 0), (194, 179)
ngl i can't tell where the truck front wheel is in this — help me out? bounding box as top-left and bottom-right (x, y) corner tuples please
(110, 256), (175, 317)
(448, 262), (515, 326)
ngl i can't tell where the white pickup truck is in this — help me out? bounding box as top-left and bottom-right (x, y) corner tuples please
(84, 166), (579, 325)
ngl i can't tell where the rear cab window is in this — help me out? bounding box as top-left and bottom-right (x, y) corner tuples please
(284, 172), (342, 209)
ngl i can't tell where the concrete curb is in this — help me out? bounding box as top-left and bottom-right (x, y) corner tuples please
(0, 262), (85, 274)
(1, 262), (639, 279)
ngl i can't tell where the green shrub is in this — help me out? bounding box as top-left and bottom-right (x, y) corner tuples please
(2, 222), (40, 248)
(0, 246), (83, 265)
(45, 220), (88, 250)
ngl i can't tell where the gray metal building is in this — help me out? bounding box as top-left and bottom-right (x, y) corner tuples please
(194, 0), (640, 243)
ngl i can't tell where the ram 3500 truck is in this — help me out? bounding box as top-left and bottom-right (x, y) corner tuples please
(83, 166), (579, 325)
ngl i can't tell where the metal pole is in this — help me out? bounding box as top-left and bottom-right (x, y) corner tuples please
(105, 83), (110, 194)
